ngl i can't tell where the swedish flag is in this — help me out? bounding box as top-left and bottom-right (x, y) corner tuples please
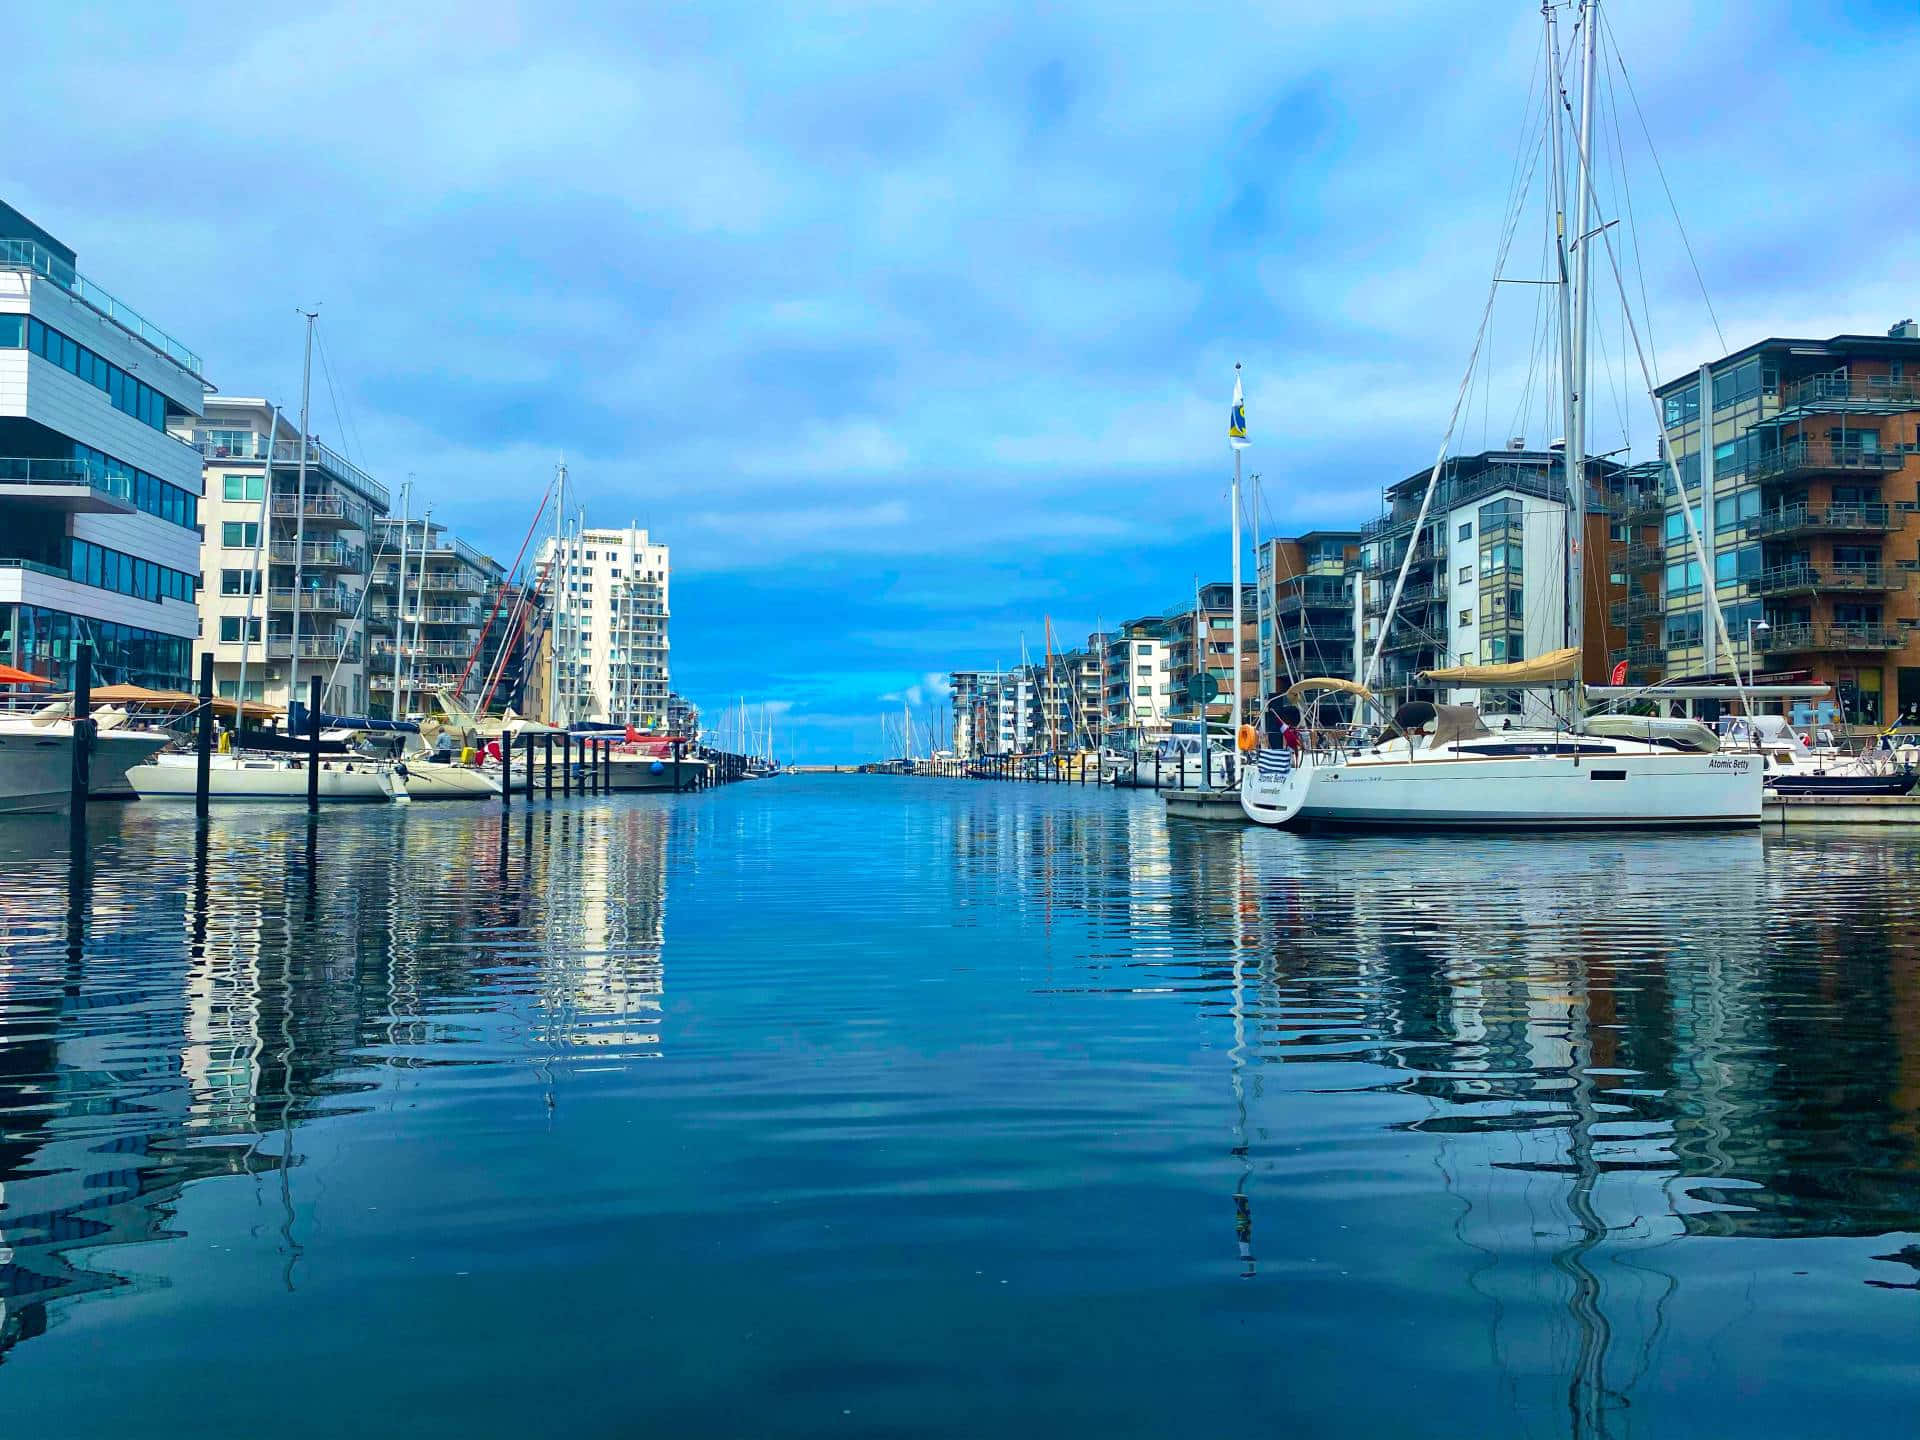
(1229, 368), (1249, 449)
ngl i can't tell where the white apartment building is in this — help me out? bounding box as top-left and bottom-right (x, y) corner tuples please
(1440, 488), (1572, 723)
(176, 398), (390, 714)
(1100, 624), (1170, 736)
(368, 516), (503, 719)
(535, 525), (671, 729)
(1, 202), (204, 690)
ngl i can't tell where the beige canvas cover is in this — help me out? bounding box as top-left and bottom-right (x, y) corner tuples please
(1419, 646), (1581, 686)
(1283, 677), (1377, 705)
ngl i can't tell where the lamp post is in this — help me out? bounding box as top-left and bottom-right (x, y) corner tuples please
(1746, 618), (1771, 700)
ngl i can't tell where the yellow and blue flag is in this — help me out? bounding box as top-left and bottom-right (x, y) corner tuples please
(1229, 369), (1249, 449)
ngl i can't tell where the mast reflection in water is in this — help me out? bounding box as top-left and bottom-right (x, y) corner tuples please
(0, 780), (1915, 1438)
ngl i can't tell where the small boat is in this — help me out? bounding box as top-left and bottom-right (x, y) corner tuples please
(1104, 728), (1235, 789)
(605, 740), (711, 791)
(395, 754), (502, 801)
(1719, 715), (1918, 798)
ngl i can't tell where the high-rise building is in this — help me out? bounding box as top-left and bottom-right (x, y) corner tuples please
(1257, 530), (1360, 701)
(1098, 619), (1170, 737)
(367, 516), (503, 719)
(534, 525), (671, 728)
(1, 202), (205, 690)
(180, 398), (389, 712)
(1647, 323), (1920, 724)
(1164, 583), (1257, 727)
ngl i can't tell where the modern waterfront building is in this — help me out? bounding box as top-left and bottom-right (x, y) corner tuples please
(179, 398), (389, 713)
(1647, 323), (1920, 724)
(1, 202), (205, 690)
(1360, 445), (1625, 716)
(665, 691), (700, 739)
(368, 516), (503, 719)
(1257, 530), (1360, 701)
(1095, 620), (1170, 738)
(534, 525), (671, 729)
(1164, 583), (1258, 728)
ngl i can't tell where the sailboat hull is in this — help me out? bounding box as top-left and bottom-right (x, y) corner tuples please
(128, 753), (399, 803)
(1242, 748), (1763, 830)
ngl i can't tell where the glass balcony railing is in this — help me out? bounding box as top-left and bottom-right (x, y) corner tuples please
(0, 456), (131, 502)
(0, 236), (203, 375)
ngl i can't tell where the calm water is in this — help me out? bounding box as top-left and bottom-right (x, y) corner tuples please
(1, 778), (1917, 1438)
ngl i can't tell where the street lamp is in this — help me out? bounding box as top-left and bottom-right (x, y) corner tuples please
(1746, 618), (1771, 698)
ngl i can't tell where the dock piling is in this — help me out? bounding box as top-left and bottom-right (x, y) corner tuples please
(501, 731), (512, 808)
(195, 652), (214, 819)
(68, 644), (93, 832)
(306, 675), (321, 813)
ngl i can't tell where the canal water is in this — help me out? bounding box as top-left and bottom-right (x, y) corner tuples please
(1, 777), (1916, 1437)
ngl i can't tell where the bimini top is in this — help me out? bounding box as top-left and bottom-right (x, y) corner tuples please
(1284, 677), (1377, 705)
(1420, 646), (1581, 686)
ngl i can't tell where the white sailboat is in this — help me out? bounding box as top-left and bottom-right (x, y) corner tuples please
(1241, 0), (1762, 831)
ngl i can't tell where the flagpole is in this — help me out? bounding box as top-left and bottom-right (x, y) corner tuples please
(1229, 364), (1245, 753)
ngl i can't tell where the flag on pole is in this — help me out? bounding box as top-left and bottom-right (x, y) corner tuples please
(1229, 367), (1249, 449)
(1610, 659), (1628, 685)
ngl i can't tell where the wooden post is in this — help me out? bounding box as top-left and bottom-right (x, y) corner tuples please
(562, 731), (572, 795)
(195, 651), (214, 819)
(524, 735), (535, 801)
(603, 737), (611, 790)
(544, 734), (554, 793)
(69, 644), (93, 825)
(501, 730), (512, 808)
(306, 674), (322, 813)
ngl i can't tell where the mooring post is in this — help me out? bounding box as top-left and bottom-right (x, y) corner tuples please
(562, 731), (572, 795)
(306, 675), (322, 813)
(195, 651), (214, 819)
(68, 644), (94, 830)
(544, 734), (554, 793)
(501, 730), (512, 808)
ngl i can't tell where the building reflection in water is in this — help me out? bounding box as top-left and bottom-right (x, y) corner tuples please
(0, 799), (671, 1359)
(1206, 823), (1920, 1437)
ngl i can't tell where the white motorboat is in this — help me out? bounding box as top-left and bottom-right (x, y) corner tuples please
(1718, 714), (1917, 798)
(128, 750), (402, 803)
(1102, 737), (1234, 789)
(606, 747), (711, 791)
(0, 709), (171, 814)
(1242, 695), (1761, 830)
(396, 756), (502, 801)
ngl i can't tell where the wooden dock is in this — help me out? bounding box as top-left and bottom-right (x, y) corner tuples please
(1161, 789), (1246, 823)
(1764, 793), (1920, 826)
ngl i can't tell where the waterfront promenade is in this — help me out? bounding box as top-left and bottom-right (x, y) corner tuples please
(2, 776), (1917, 1436)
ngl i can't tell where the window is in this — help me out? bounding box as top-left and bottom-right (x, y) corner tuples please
(1458, 522), (1473, 542)
(1480, 544), (1523, 577)
(223, 474), (266, 502)
(1665, 612), (1704, 648)
(21, 317), (169, 431)
(1479, 496), (1522, 526)
(585, 550), (596, 560)
(221, 521), (260, 548)
(1662, 383), (1700, 428)
(1664, 504), (1705, 543)
(1459, 652), (1473, 667)
(1508, 589), (1523, 620)
(1458, 565), (1473, 585)
(218, 616), (262, 643)
(1459, 608), (1473, 626)
(221, 569), (260, 596)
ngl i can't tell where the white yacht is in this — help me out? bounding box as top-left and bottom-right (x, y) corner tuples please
(1242, 672), (1760, 830)
(127, 750), (403, 803)
(0, 707), (170, 815)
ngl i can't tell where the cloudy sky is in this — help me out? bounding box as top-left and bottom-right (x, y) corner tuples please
(14, 2), (1919, 758)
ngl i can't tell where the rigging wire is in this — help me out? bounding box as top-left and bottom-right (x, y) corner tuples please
(1600, 5), (1727, 356)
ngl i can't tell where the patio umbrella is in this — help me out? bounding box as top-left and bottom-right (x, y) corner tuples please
(0, 663), (50, 686)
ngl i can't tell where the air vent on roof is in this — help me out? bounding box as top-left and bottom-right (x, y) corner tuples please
(1890, 319), (1919, 340)
(1508, 436), (1526, 450)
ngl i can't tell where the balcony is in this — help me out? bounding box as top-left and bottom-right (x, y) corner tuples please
(415, 605), (483, 626)
(269, 540), (362, 569)
(1604, 486), (1665, 525)
(269, 439), (390, 511)
(271, 492), (367, 529)
(1748, 440), (1908, 487)
(267, 586), (353, 615)
(265, 635), (361, 662)
(1618, 541), (1664, 571)
(418, 572), (483, 594)
(370, 639), (470, 659)
(1610, 643), (1668, 668)
(193, 435), (271, 461)
(1, 235), (203, 375)
(0, 457), (136, 516)
(1745, 503), (1897, 539)
(1763, 621), (1906, 654)
(1607, 591), (1663, 626)
(1775, 370), (1920, 416)
(1754, 561), (1903, 596)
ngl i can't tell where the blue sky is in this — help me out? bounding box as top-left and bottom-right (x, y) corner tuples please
(13, 2), (1920, 758)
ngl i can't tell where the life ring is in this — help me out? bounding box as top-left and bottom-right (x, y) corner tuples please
(1236, 724), (1258, 753)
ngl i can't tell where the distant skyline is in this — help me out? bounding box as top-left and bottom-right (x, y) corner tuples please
(14, 2), (1920, 758)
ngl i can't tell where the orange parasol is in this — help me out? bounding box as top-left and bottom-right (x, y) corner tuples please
(0, 662), (51, 686)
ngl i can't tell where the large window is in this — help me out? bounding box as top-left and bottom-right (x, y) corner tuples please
(221, 569), (260, 596)
(222, 473), (266, 502)
(1479, 543), (1523, 577)
(0, 603), (192, 691)
(66, 441), (197, 529)
(221, 521), (260, 549)
(64, 539), (195, 603)
(218, 615), (262, 644)
(8, 316), (171, 431)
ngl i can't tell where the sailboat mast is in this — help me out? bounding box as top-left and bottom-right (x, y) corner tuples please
(288, 310), (316, 710)
(408, 506), (430, 718)
(1230, 368), (1245, 738)
(1545, 3), (1581, 673)
(1567, 0), (1599, 666)
(546, 462), (565, 725)
(235, 404), (279, 723)
(391, 479), (409, 715)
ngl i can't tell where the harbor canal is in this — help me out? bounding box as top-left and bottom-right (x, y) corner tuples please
(2, 777), (1918, 1436)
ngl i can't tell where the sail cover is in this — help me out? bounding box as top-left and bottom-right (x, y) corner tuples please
(1284, 677), (1377, 705)
(1419, 646), (1581, 686)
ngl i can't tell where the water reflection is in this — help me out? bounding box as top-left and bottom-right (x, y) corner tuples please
(0, 783), (1915, 1436)
(0, 799), (672, 1356)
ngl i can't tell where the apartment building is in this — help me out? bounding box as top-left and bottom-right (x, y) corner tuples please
(1164, 583), (1257, 728)
(1095, 619), (1171, 737)
(1647, 323), (1920, 725)
(1, 202), (204, 690)
(1361, 446), (1625, 713)
(534, 526), (671, 729)
(180, 398), (389, 713)
(1257, 530), (1360, 701)
(368, 517), (503, 719)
